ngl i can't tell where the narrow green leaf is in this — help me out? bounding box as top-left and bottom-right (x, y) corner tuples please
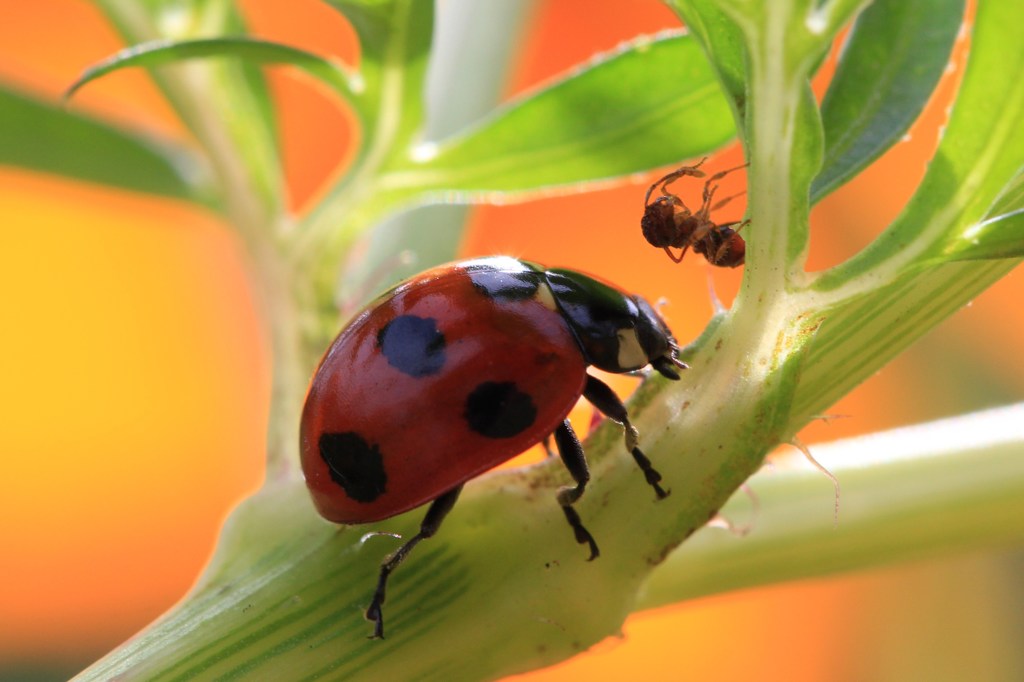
(377, 32), (736, 200)
(813, 0), (1024, 290)
(0, 85), (205, 200)
(292, 0), (436, 323)
(222, 7), (283, 157)
(90, 0), (290, 218)
(794, 259), (1017, 428)
(338, 0), (534, 310)
(378, 0), (434, 156)
(65, 37), (356, 104)
(668, 0), (749, 121)
(321, 0), (399, 61)
(946, 210), (1024, 261)
(812, 0), (965, 202)
(943, 170), (1024, 261)
(320, 0), (434, 133)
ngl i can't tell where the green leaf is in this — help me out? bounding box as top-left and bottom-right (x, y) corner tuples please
(668, 0), (750, 122)
(320, 0), (434, 138)
(812, 0), (965, 202)
(376, 32), (736, 200)
(291, 0), (436, 334)
(794, 259), (1017, 424)
(221, 7), (283, 156)
(338, 0), (535, 310)
(943, 170), (1024, 261)
(0, 85), (205, 200)
(90, 0), (292, 219)
(813, 0), (1024, 290)
(321, 0), (401, 61)
(65, 37), (356, 105)
(945, 210), (1024, 261)
(793, 1), (1024, 421)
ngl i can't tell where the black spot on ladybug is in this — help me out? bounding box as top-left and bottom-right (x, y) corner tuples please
(469, 269), (540, 301)
(464, 381), (537, 438)
(377, 315), (447, 377)
(319, 432), (388, 503)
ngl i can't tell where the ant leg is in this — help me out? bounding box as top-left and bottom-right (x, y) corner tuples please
(553, 419), (600, 560)
(725, 218), (751, 234)
(710, 190), (747, 213)
(700, 162), (750, 212)
(644, 157), (709, 205)
(698, 182), (721, 220)
(646, 172), (694, 205)
(365, 484), (463, 639)
(660, 158), (709, 196)
(711, 241), (733, 267)
(583, 375), (669, 499)
(705, 161), (750, 186)
(664, 245), (690, 263)
(702, 219), (750, 266)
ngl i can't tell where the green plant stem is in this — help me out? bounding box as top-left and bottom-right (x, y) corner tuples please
(73, 398), (1024, 681)
(340, 0), (536, 302)
(87, 2), (315, 473)
(637, 402), (1024, 609)
(93, 0), (283, 233)
(70, 1), (1024, 679)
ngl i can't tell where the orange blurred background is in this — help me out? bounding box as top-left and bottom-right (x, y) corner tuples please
(2, 1), (1022, 681)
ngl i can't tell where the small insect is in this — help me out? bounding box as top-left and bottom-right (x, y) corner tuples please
(640, 158), (750, 267)
(300, 257), (686, 638)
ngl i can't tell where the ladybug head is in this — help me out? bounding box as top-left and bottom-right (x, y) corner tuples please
(543, 267), (687, 379)
(630, 295), (687, 380)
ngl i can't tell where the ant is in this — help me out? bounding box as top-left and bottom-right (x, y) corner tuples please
(640, 158), (750, 268)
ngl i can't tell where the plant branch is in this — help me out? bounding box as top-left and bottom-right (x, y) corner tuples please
(638, 402), (1024, 609)
(89, 1), (302, 472)
(69, 2), (1024, 680)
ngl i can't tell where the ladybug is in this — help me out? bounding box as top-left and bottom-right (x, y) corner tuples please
(300, 256), (686, 638)
(641, 158), (750, 267)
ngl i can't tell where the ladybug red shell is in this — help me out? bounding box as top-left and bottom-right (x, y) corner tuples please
(301, 260), (588, 523)
(300, 256), (685, 638)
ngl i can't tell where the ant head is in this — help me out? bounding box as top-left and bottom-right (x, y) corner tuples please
(640, 197), (678, 248)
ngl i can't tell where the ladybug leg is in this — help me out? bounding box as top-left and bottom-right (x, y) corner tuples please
(541, 434), (556, 459)
(583, 376), (669, 499)
(365, 484), (463, 639)
(553, 419), (601, 560)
